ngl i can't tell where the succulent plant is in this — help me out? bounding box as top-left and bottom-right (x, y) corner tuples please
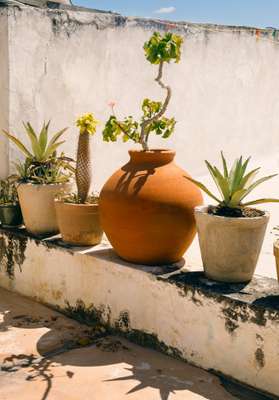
(0, 177), (18, 205)
(75, 113), (99, 203)
(103, 31), (183, 150)
(2, 121), (74, 184)
(188, 152), (279, 209)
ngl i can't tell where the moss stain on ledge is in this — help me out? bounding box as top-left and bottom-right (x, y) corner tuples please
(62, 300), (184, 361)
(0, 234), (28, 279)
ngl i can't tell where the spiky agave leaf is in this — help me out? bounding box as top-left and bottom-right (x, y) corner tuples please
(189, 152), (279, 209)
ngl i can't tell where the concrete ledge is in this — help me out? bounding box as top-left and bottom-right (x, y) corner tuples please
(0, 227), (278, 397)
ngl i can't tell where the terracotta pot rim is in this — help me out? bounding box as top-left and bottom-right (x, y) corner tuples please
(128, 148), (174, 155)
(55, 199), (99, 208)
(195, 205), (269, 221)
(17, 181), (72, 187)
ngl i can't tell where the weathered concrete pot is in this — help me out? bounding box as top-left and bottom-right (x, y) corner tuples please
(55, 201), (103, 246)
(100, 149), (203, 265)
(0, 204), (23, 227)
(194, 205), (269, 283)
(17, 182), (72, 236)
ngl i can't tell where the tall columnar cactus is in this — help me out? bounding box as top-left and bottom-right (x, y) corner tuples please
(76, 113), (99, 203)
(102, 32), (183, 150)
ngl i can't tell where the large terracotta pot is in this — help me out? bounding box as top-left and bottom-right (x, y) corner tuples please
(100, 149), (203, 265)
(55, 201), (103, 246)
(17, 182), (72, 236)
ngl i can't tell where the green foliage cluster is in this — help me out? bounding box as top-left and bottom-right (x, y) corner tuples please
(189, 153), (279, 208)
(143, 31), (183, 64)
(0, 177), (18, 205)
(102, 32), (183, 150)
(2, 122), (75, 184)
(103, 99), (176, 144)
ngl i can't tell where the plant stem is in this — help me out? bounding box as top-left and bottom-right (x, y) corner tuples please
(140, 61), (172, 150)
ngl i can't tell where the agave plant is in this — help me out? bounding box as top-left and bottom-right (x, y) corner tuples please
(2, 121), (67, 162)
(2, 122), (74, 184)
(188, 152), (279, 208)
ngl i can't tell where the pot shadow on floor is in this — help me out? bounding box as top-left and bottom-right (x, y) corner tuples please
(0, 296), (241, 400)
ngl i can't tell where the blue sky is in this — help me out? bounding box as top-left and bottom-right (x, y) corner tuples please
(73, 0), (279, 28)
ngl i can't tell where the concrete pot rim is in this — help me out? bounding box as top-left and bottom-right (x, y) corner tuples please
(194, 205), (270, 222)
(17, 181), (72, 187)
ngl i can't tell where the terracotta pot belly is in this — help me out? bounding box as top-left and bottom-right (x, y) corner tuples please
(100, 149), (203, 265)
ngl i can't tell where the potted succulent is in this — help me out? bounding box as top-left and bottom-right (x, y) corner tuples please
(0, 177), (23, 228)
(2, 122), (74, 235)
(190, 153), (279, 282)
(55, 113), (103, 246)
(100, 32), (203, 265)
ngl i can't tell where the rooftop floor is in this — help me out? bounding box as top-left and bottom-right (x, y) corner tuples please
(0, 288), (269, 400)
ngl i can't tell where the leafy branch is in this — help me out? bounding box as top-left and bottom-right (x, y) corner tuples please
(102, 32), (183, 150)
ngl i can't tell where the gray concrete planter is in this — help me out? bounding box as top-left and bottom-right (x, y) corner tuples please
(194, 205), (269, 283)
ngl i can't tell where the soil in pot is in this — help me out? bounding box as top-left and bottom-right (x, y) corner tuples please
(100, 149), (203, 265)
(208, 205), (264, 218)
(55, 201), (103, 246)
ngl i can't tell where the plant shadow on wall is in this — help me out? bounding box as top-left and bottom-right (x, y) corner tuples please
(115, 163), (155, 195)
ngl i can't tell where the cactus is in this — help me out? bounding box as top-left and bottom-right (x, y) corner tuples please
(75, 113), (99, 203)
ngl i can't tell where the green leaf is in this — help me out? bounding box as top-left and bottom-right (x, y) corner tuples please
(240, 168), (260, 189)
(44, 128), (67, 159)
(44, 140), (65, 160)
(23, 122), (42, 160)
(39, 120), (50, 154)
(240, 174), (278, 201)
(242, 198), (279, 206)
(221, 151), (228, 178)
(186, 177), (221, 203)
(2, 130), (33, 159)
(229, 189), (248, 208)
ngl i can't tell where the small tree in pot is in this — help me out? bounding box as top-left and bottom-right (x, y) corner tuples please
(55, 113), (103, 246)
(103, 32), (183, 149)
(2, 122), (74, 235)
(190, 153), (279, 282)
(100, 32), (203, 265)
(0, 177), (23, 228)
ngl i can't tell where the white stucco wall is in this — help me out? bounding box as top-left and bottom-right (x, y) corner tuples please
(0, 8), (9, 179)
(3, 4), (279, 190)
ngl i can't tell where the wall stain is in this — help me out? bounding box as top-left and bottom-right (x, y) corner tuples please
(0, 234), (27, 279)
(61, 300), (184, 361)
(255, 348), (265, 369)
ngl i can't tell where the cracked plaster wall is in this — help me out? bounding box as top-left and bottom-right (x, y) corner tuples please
(2, 4), (279, 187)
